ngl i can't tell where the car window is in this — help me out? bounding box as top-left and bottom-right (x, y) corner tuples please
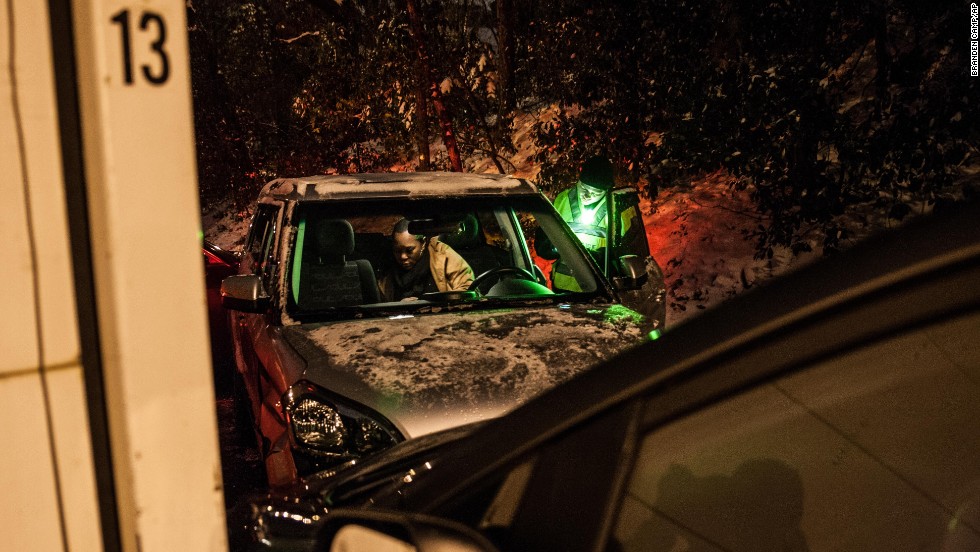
(244, 205), (278, 274)
(611, 189), (649, 261)
(426, 404), (636, 552)
(285, 196), (604, 319)
(247, 205), (281, 292)
(610, 309), (980, 552)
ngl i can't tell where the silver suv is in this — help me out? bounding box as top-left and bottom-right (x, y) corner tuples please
(222, 172), (665, 486)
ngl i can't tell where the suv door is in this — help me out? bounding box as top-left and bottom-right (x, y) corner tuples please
(610, 189), (665, 328)
(230, 204), (282, 447)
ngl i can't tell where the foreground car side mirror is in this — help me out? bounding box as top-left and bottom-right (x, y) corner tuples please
(611, 255), (649, 291)
(318, 509), (499, 552)
(221, 274), (271, 313)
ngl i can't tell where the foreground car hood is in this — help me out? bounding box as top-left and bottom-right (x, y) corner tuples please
(282, 303), (645, 438)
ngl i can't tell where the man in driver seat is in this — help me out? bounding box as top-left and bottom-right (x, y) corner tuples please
(378, 218), (474, 301)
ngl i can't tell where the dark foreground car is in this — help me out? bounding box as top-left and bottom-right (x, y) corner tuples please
(222, 172), (665, 486)
(242, 203), (980, 552)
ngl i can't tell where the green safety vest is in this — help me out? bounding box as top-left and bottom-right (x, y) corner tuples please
(553, 187), (610, 251)
(552, 186), (608, 291)
(551, 185), (639, 292)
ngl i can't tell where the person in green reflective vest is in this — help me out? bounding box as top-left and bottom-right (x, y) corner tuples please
(552, 156), (639, 291)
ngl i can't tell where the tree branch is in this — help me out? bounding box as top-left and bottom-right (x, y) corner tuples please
(278, 31), (321, 44)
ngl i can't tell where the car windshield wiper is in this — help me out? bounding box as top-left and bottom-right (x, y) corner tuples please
(291, 289), (609, 322)
(290, 304), (380, 322)
(477, 288), (609, 305)
(292, 296), (483, 322)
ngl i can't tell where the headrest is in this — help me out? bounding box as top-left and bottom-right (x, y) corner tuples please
(441, 214), (481, 250)
(311, 218), (355, 258)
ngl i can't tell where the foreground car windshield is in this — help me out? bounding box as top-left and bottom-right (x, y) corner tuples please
(285, 196), (604, 321)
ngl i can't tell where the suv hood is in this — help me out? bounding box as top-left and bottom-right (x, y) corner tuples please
(282, 303), (645, 438)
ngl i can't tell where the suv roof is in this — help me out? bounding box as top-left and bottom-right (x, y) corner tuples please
(258, 172), (538, 202)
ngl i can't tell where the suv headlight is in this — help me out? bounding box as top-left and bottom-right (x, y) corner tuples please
(283, 381), (402, 459)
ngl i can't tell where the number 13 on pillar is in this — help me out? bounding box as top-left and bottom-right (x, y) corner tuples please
(109, 8), (171, 85)
(70, 0), (197, 206)
(68, 2), (214, 550)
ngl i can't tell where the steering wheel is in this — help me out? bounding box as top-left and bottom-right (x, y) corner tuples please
(468, 266), (539, 292)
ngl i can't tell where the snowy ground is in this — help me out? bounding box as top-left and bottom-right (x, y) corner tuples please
(201, 208), (251, 251)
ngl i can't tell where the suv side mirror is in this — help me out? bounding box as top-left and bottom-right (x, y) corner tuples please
(318, 509), (498, 552)
(611, 255), (649, 291)
(221, 274), (271, 313)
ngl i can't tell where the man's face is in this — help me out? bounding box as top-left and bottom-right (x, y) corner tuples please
(579, 183), (605, 205)
(393, 231), (424, 270)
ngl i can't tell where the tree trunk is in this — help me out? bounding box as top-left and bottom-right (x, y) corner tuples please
(414, 73), (432, 170)
(463, 86), (507, 173)
(405, 0), (463, 172)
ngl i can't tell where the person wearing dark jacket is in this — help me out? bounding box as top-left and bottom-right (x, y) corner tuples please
(378, 218), (474, 301)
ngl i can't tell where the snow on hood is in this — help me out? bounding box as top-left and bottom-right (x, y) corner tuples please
(283, 304), (645, 438)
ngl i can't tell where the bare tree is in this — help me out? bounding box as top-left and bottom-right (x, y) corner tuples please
(405, 0), (463, 171)
(496, 0), (514, 113)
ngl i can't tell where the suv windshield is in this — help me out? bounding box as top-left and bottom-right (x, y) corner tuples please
(284, 195), (607, 321)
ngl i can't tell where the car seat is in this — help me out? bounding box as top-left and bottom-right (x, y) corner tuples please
(350, 232), (393, 280)
(297, 219), (380, 309)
